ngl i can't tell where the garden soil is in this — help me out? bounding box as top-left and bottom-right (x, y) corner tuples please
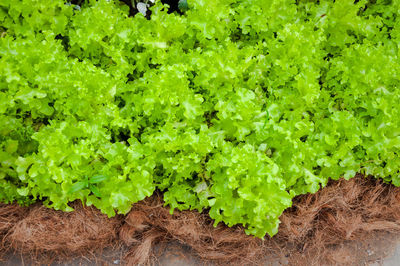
(1, 174), (400, 265)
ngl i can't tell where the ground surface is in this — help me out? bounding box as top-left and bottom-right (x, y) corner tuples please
(3, 236), (400, 266)
(380, 244), (400, 266)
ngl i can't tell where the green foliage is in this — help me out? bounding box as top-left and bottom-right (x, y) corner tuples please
(1, 0), (400, 238)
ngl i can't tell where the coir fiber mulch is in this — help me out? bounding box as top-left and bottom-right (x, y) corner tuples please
(1, 174), (400, 265)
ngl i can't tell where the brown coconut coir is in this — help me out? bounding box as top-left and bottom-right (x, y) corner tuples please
(1, 174), (400, 265)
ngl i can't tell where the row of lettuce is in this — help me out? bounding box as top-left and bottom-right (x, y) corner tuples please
(1, 0), (400, 237)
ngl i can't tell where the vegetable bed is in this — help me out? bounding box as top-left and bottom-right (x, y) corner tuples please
(1, 0), (400, 263)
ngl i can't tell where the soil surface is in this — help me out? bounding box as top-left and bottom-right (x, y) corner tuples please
(2, 234), (400, 266)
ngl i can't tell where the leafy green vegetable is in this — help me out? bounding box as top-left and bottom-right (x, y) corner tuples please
(1, 0), (400, 238)
(178, 0), (188, 11)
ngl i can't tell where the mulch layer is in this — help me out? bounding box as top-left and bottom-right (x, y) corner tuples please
(1, 174), (400, 265)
